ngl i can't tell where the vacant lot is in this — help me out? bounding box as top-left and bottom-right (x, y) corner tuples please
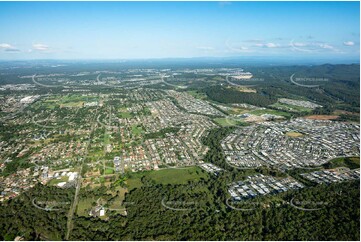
(286, 131), (304, 137)
(305, 115), (339, 120)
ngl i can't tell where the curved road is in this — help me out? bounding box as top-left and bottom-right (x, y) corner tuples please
(32, 74), (63, 88)
(160, 75), (187, 89)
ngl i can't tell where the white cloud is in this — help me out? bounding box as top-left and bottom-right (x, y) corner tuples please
(0, 43), (12, 49)
(290, 39), (342, 53)
(225, 39), (253, 53)
(318, 43), (334, 50)
(32, 43), (49, 51)
(255, 42), (281, 48)
(265, 43), (279, 48)
(0, 43), (20, 52)
(343, 41), (355, 46)
(289, 40), (314, 52)
(292, 42), (307, 47)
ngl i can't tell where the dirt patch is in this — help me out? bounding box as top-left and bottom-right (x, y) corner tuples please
(304, 115), (339, 120)
(333, 110), (358, 115)
(245, 115), (266, 122)
(286, 131), (304, 137)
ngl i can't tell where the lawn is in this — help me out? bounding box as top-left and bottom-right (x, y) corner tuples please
(270, 102), (312, 113)
(214, 118), (238, 127)
(228, 107), (250, 115)
(126, 176), (143, 191)
(61, 94), (98, 103)
(60, 101), (84, 108)
(126, 166), (208, 190)
(48, 176), (69, 186)
(104, 168), (114, 175)
(250, 108), (292, 118)
(76, 197), (94, 216)
(131, 125), (144, 136)
(118, 111), (132, 119)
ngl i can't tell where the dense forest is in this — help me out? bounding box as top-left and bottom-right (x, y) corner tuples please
(199, 64), (360, 115)
(0, 179), (359, 241)
(204, 86), (277, 107)
(0, 185), (73, 240)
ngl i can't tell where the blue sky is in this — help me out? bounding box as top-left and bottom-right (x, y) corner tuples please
(0, 1), (359, 61)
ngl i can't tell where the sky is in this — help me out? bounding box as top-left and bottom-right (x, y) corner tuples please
(0, 1), (359, 61)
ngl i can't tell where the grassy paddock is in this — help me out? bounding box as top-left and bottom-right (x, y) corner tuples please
(126, 166), (208, 190)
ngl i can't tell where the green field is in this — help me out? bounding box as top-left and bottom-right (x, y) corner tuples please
(131, 125), (144, 135)
(104, 168), (114, 175)
(126, 166), (208, 190)
(270, 102), (313, 113)
(48, 176), (69, 186)
(323, 157), (360, 169)
(107, 187), (127, 210)
(61, 94), (98, 103)
(60, 101), (84, 108)
(187, 90), (207, 100)
(250, 108), (292, 118)
(118, 111), (132, 118)
(214, 118), (238, 127)
(76, 197), (94, 216)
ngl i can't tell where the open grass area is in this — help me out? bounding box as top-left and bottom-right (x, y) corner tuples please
(323, 157), (360, 169)
(131, 125), (144, 136)
(126, 166), (208, 190)
(187, 90), (207, 100)
(47, 176), (69, 186)
(228, 107), (250, 115)
(60, 101), (84, 108)
(107, 187), (127, 210)
(61, 94), (98, 103)
(118, 111), (132, 118)
(214, 118), (237, 127)
(76, 197), (95, 217)
(270, 102), (312, 113)
(126, 176), (143, 191)
(250, 108), (292, 118)
(104, 168), (114, 175)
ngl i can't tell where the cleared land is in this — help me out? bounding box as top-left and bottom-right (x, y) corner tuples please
(305, 115), (339, 120)
(286, 131), (304, 137)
